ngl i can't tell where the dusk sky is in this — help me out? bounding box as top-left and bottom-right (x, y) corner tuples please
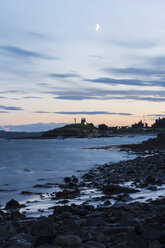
(0, 0), (165, 131)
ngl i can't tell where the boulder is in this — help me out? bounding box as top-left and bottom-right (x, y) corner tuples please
(8, 233), (32, 248)
(84, 240), (106, 248)
(5, 199), (20, 210)
(53, 235), (81, 247)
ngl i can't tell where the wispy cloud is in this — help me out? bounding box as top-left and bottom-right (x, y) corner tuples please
(33, 111), (52, 114)
(146, 114), (165, 117)
(55, 111), (132, 116)
(0, 105), (23, 111)
(23, 96), (41, 99)
(49, 72), (81, 79)
(28, 31), (49, 40)
(49, 88), (165, 102)
(91, 55), (105, 59)
(0, 45), (58, 60)
(84, 77), (164, 87)
(0, 111), (8, 113)
(151, 56), (165, 66)
(0, 90), (25, 94)
(104, 67), (165, 77)
(1, 123), (68, 132)
(109, 39), (156, 49)
(55, 95), (96, 100)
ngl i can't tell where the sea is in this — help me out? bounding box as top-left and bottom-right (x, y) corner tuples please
(0, 134), (156, 215)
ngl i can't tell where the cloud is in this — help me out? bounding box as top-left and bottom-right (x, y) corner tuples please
(151, 56), (165, 66)
(23, 96), (41, 99)
(55, 111), (132, 116)
(1, 123), (68, 132)
(49, 72), (81, 79)
(55, 95), (96, 100)
(91, 55), (104, 59)
(47, 88), (165, 102)
(28, 31), (49, 40)
(33, 111), (52, 114)
(146, 114), (165, 117)
(0, 90), (25, 94)
(104, 67), (165, 77)
(84, 77), (164, 87)
(109, 39), (156, 49)
(0, 105), (23, 111)
(84, 76), (165, 87)
(0, 45), (58, 60)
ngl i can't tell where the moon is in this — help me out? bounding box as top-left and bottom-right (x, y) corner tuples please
(96, 24), (100, 31)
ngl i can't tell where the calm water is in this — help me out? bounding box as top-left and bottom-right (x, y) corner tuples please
(0, 135), (154, 206)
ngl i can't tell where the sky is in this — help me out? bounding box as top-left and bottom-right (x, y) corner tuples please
(0, 0), (165, 131)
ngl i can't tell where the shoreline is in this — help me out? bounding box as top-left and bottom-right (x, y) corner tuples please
(0, 135), (165, 247)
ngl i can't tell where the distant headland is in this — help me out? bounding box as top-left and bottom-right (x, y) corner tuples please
(1, 117), (165, 139)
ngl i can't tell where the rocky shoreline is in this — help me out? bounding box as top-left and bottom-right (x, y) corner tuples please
(0, 134), (165, 248)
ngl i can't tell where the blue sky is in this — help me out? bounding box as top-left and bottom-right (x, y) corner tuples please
(0, 0), (165, 131)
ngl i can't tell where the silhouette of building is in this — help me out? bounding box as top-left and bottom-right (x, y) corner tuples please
(131, 120), (144, 128)
(81, 118), (87, 125)
(152, 118), (165, 128)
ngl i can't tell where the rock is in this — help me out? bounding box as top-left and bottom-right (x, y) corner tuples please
(64, 177), (71, 183)
(53, 235), (81, 247)
(60, 212), (73, 219)
(5, 199), (20, 210)
(0, 238), (7, 248)
(53, 206), (72, 216)
(111, 241), (128, 248)
(36, 246), (60, 248)
(30, 220), (55, 237)
(8, 233), (32, 248)
(149, 240), (161, 248)
(84, 240), (106, 248)
(55, 188), (80, 199)
(9, 233), (33, 243)
(103, 200), (111, 205)
(10, 210), (25, 220)
(102, 184), (138, 195)
(146, 175), (156, 184)
(71, 175), (78, 183)
(0, 222), (15, 240)
(34, 236), (55, 247)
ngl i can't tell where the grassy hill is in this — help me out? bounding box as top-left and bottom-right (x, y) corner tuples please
(42, 123), (97, 138)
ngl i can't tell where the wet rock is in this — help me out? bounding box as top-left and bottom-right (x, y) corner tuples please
(102, 184), (138, 195)
(64, 177), (71, 183)
(35, 246), (60, 248)
(71, 175), (78, 183)
(84, 240), (106, 248)
(55, 188), (80, 199)
(0, 222), (15, 240)
(10, 210), (25, 220)
(34, 235), (55, 247)
(8, 233), (33, 248)
(29, 220), (55, 237)
(60, 212), (73, 219)
(146, 175), (156, 184)
(149, 240), (161, 248)
(5, 199), (20, 210)
(103, 200), (111, 206)
(9, 233), (34, 243)
(53, 235), (81, 247)
(53, 205), (72, 216)
(0, 210), (8, 221)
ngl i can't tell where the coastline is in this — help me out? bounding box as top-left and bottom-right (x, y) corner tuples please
(0, 134), (165, 247)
